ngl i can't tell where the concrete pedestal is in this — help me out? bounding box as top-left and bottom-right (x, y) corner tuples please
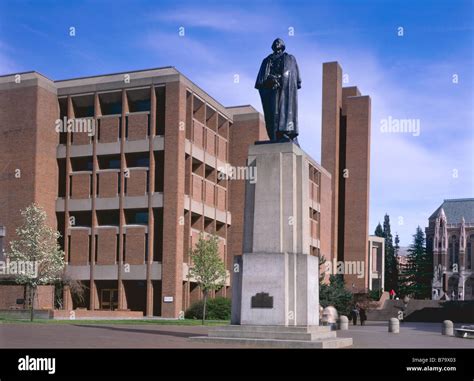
(237, 251), (319, 326)
(192, 142), (351, 348)
(233, 143), (318, 326)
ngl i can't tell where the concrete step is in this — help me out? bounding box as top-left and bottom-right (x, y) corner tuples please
(190, 336), (353, 348)
(209, 328), (337, 341)
(210, 325), (331, 334)
(367, 300), (474, 323)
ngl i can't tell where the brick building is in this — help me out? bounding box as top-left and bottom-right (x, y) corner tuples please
(0, 61), (374, 316)
(0, 68), (268, 316)
(321, 62), (373, 292)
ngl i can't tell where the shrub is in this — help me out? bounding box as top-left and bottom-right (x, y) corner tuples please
(368, 288), (382, 301)
(185, 297), (231, 320)
(319, 275), (353, 316)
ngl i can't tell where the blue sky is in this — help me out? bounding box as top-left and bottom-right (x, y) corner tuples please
(0, 0), (473, 245)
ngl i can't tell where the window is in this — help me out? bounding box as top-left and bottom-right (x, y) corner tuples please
(135, 212), (148, 224)
(99, 92), (122, 115)
(125, 209), (148, 225)
(449, 235), (459, 269)
(127, 88), (150, 113)
(468, 235), (474, 270)
(109, 160), (121, 169)
(72, 95), (94, 118)
(69, 211), (92, 227)
(126, 152), (149, 168)
(98, 155), (121, 170)
(97, 210), (119, 226)
(58, 97), (68, 144)
(71, 157), (93, 171)
(57, 159), (66, 197)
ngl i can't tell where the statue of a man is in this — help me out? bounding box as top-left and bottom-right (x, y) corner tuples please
(255, 38), (301, 144)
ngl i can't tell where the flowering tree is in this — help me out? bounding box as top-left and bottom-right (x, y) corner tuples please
(8, 204), (65, 321)
(188, 234), (227, 324)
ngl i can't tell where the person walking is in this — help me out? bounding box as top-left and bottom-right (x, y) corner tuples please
(351, 305), (358, 325)
(359, 306), (367, 326)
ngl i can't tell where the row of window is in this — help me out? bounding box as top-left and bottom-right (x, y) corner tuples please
(68, 233), (151, 264)
(59, 87), (165, 118)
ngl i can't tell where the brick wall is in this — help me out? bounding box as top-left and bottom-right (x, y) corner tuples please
(204, 181), (214, 206)
(161, 80), (186, 318)
(72, 129), (91, 145)
(35, 86), (59, 230)
(98, 171), (119, 198)
(217, 137), (227, 162)
(99, 117), (120, 143)
(126, 169), (147, 196)
(192, 175), (203, 201)
(0, 285), (54, 309)
(193, 121), (203, 148)
(69, 229), (89, 265)
(206, 129), (215, 155)
(216, 186), (226, 210)
(343, 95), (371, 290)
(71, 173), (91, 199)
(97, 228), (117, 265)
(227, 110), (267, 286)
(0, 285), (24, 309)
(127, 113), (149, 141)
(218, 238), (225, 262)
(0, 78), (58, 245)
(125, 226), (146, 265)
(36, 285), (55, 309)
(321, 62), (342, 262)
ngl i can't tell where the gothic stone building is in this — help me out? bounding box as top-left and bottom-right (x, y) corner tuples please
(426, 198), (474, 301)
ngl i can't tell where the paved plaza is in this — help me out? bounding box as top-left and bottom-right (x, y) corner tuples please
(337, 321), (473, 348)
(0, 321), (472, 348)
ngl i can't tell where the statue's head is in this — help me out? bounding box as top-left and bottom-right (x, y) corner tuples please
(271, 38), (285, 53)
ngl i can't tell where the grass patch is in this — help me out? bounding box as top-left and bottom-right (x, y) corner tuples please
(0, 316), (229, 326)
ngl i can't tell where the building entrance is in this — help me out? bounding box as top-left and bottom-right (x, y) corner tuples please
(100, 289), (118, 310)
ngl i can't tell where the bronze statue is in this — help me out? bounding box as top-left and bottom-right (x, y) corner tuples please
(255, 38), (301, 144)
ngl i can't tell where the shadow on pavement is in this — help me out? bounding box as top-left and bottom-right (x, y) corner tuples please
(72, 324), (203, 339)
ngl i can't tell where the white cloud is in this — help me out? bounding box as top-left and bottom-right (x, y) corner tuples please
(143, 31), (219, 65)
(151, 8), (275, 33)
(196, 71), (261, 109)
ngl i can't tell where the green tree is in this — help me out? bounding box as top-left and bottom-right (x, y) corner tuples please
(8, 204), (65, 321)
(381, 214), (398, 293)
(374, 221), (385, 294)
(319, 275), (353, 316)
(394, 234), (400, 256)
(374, 222), (383, 238)
(188, 234), (227, 324)
(400, 226), (432, 299)
(318, 254), (327, 283)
